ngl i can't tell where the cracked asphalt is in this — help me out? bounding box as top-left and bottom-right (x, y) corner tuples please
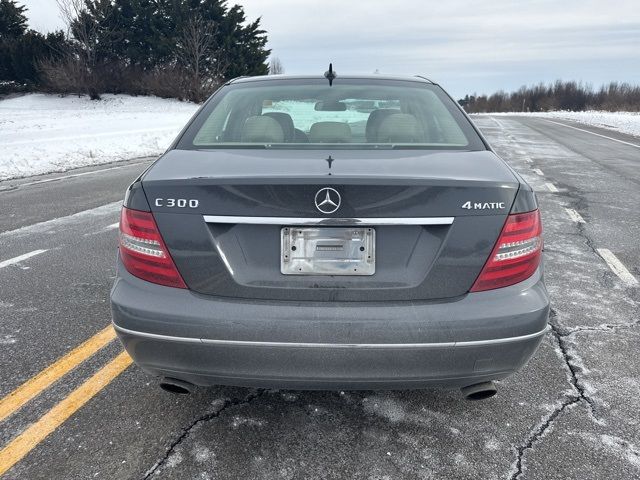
(0, 116), (639, 479)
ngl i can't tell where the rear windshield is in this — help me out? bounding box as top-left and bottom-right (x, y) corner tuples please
(177, 78), (486, 150)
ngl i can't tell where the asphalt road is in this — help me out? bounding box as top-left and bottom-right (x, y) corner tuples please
(1, 117), (639, 479)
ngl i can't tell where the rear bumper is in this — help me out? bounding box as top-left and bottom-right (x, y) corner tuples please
(111, 261), (550, 389)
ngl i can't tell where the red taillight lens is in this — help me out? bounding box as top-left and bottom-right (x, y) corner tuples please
(470, 210), (543, 292)
(119, 207), (187, 289)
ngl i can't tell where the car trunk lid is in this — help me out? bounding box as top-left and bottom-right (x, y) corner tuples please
(143, 148), (519, 301)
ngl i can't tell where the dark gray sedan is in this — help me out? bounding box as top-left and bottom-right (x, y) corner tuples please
(110, 74), (549, 400)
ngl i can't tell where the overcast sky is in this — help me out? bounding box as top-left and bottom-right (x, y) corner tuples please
(18, 0), (640, 98)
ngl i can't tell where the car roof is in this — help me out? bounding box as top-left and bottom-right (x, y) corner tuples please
(227, 74), (435, 85)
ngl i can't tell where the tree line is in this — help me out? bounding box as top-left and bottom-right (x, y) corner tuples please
(0, 0), (275, 101)
(460, 80), (640, 113)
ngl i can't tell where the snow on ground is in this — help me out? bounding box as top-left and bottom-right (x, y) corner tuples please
(487, 111), (640, 138)
(0, 93), (199, 180)
(263, 100), (371, 131)
(3, 93), (637, 181)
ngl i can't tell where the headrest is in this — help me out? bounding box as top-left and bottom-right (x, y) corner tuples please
(365, 108), (401, 141)
(309, 121), (352, 143)
(262, 112), (295, 140)
(377, 114), (422, 143)
(240, 116), (285, 143)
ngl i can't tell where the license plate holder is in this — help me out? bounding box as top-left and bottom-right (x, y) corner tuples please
(281, 227), (375, 275)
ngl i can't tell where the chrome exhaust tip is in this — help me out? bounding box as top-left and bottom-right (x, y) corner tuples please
(461, 381), (497, 401)
(159, 377), (194, 395)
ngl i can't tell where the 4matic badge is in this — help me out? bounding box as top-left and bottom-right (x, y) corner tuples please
(461, 201), (506, 210)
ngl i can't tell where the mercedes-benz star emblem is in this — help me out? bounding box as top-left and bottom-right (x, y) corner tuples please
(314, 187), (341, 214)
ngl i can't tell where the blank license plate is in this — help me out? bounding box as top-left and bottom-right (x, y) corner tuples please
(281, 227), (375, 275)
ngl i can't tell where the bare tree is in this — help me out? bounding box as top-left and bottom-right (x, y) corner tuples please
(178, 14), (227, 101)
(54, 0), (110, 98)
(269, 56), (284, 75)
(56, 0), (99, 65)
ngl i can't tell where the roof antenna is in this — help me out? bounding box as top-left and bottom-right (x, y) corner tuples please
(324, 63), (337, 86)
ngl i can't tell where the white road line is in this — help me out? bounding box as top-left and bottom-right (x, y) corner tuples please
(564, 208), (585, 223)
(533, 168), (544, 176)
(545, 182), (559, 192)
(596, 248), (639, 286)
(491, 117), (505, 128)
(82, 222), (121, 237)
(542, 119), (640, 149)
(0, 250), (48, 269)
(0, 161), (149, 189)
(0, 202), (121, 238)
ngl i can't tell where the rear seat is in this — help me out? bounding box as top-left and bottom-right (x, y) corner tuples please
(240, 116), (285, 143)
(263, 112), (309, 142)
(309, 122), (352, 143)
(365, 109), (400, 142)
(376, 113), (423, 143)
(262, 112), (294, 141)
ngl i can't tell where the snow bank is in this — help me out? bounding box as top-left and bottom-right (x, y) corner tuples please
(0, 93), (199, 180)
(488, 111), (640, 138)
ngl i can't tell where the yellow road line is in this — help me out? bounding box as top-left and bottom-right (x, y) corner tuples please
(0, 351), (132, 476)
(0, 325), (116, 423)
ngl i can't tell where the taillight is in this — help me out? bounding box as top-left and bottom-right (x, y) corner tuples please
(470, 210), (542, 292)
(118, 207), (187, 289)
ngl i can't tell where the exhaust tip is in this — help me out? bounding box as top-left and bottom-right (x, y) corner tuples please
(159, 378), (194, 395)
(461, 381), (497, 401)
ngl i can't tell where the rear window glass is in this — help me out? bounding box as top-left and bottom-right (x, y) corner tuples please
(178, 78), (485, 150)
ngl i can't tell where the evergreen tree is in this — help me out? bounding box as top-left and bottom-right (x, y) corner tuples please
(79, 0), (270, 79)
(4, 31), (66, 83)
(0, 0), (67, 87)
(1, 0), (270, 98)
(0, 0), (28, 39)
